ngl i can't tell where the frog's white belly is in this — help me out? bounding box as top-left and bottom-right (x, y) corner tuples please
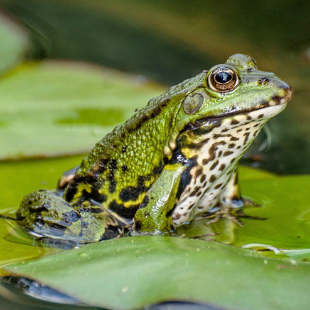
(172, 109), (268, 227)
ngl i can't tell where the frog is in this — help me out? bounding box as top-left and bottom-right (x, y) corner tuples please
(11, 54), (292, 244)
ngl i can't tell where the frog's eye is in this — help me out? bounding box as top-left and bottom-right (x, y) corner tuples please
(207, 66), (239, 93)
(183, 93), (204, 114)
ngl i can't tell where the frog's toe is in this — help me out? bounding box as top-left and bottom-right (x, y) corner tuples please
(202, 206), (243, 226)
(241, 197), (260, 208)
(221, 196), (260, 210)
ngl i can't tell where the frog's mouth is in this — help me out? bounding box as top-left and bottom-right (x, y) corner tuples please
(186, 87), (292, 131)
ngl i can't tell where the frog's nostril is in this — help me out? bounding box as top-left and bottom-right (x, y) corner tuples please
(258, 77), (270, 85)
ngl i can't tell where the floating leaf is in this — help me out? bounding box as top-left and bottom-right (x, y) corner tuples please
(178, 174), (310, 255)
(0, 62), (161, 160)
(4, 236), (310, 310)
(0, 220), (57, 276)
(2, 157), (310, 309)
(235, 175), (310, 250)
(239, 165), (275, 180)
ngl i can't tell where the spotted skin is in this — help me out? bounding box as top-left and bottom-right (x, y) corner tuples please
(172, 108), (273, 225)
(10, 54), (292, 243)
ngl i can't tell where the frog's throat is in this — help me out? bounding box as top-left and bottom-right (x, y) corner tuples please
(165, 89), (291, 159)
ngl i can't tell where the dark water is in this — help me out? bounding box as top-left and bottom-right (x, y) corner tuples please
(1, 277), (224, 310)
(0, 0), (309, 308)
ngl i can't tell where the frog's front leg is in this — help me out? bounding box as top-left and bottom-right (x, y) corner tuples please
(219, 170), (242, 209)
(17, 190), (128, 243)
(220, 170), (259, 209)
(134, 164), (185, 234)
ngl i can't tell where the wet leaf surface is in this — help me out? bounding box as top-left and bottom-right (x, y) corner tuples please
(235, 175), (310, 253)
(4, 236), (310, 310)
(1, 155), (310, 310)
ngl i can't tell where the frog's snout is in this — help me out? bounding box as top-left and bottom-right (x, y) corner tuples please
(266, 77), (293, 103)
(277, 81), (293, 103)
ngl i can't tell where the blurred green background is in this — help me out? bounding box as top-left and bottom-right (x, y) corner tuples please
(0, 0), (309, 173)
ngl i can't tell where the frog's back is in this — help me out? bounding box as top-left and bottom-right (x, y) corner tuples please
(63, 72), (206, 219)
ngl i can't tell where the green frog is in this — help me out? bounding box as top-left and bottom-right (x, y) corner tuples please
(13, 54), (292, 243)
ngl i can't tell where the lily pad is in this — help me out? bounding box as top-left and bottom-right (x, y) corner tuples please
(178, 174), (310, 256)
(0, 61), (161, 160)
(0, 11), (30, 73)
(4, 236), (310, 310)
(2, 155), (310, 309)
(236, 175), (310, 250)
(0, 221), (57, 276)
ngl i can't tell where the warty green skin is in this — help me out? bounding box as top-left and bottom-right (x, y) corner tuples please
(15, 54), (292, 244)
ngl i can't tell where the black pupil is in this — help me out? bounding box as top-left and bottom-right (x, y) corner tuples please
(215, 71), (232, 84)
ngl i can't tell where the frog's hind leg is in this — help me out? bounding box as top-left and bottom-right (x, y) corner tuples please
(17, 190), (128, 244)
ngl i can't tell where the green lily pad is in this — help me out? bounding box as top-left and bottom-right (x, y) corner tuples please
(2, 156), (310, 309)
(178, 174), (310, 257)
(0, 220), (58, 276)
(0, 155), (84, 209)
(0, 61), (161, 160)
(239, 165), (275, 180)
(4, 236), (310, 310)
(236, 175), (310, 250)
(0, 12), (30, 73)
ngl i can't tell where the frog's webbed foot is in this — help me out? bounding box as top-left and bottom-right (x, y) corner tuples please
(17, 190), (130, 244)
(202, 205), (244, 226)
(239, 197), (260, 208)
(220, 196), (264, 222)
(203, 170), (261, 225)
(200, 197), (265, 226)
(233, 208), (267, 221)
